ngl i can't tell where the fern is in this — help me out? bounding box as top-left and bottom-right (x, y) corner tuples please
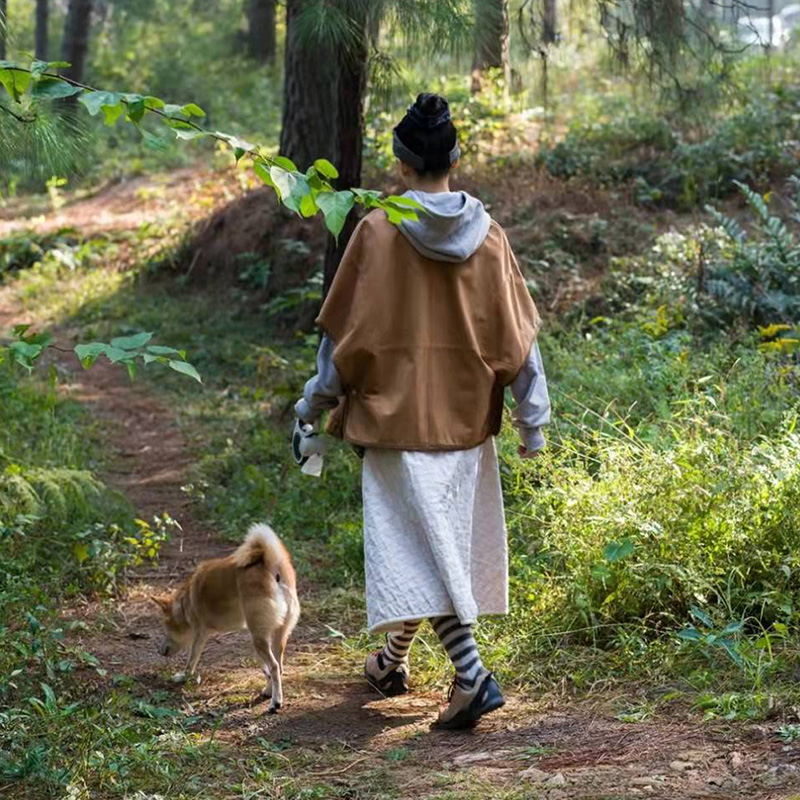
(705, 205), (745, 243)
(0, 467), (101, 524)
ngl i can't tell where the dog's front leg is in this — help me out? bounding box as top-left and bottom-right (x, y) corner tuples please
(181, 630), (209, 683)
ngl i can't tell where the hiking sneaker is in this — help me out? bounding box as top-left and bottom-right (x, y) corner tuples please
(364, 650), (410, 697)
(433, 671), (505, 730)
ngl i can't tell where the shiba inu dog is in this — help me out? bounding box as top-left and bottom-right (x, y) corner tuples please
(152, 523), (300, 713)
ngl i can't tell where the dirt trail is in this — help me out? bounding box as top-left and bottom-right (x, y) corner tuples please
(3, 171), (800, 799)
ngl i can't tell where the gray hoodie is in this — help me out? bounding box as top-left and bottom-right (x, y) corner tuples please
(295, 191), (550, 452)
(399, 190), (491, 262)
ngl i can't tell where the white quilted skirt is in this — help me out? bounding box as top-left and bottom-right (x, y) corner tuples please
(362, 437), (509, 634)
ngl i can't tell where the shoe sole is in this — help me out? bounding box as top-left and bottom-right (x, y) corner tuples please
(434, 694), (505, 730)
(364, 664), (409, 697)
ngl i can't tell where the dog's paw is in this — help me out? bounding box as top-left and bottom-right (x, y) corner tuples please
(267, 701), (282, 715)
(171, 672), (201, 685)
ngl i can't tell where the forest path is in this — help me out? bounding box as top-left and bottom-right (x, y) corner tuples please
(1, 171), (798, 799)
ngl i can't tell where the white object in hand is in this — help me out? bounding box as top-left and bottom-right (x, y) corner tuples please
(293, 419), (326, 477)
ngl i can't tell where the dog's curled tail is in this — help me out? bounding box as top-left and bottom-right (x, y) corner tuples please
(233, 523), (289, 572)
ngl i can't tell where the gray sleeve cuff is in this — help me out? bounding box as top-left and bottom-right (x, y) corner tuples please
(510, 342), (551, 447)
(294, 335), (344, 423)
(295, 398), (316, 423)
(520, 427), (546, 452)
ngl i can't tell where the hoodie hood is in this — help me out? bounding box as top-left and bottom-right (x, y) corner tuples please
(398, 190), (491, 263)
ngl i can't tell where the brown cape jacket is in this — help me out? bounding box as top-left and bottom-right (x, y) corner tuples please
(317, 209), (540, 451)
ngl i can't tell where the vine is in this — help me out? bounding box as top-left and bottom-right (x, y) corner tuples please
(0, 58), (424, 381)
(0, 59), (424, 238)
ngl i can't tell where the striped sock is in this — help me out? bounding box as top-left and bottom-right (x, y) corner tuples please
(382, 620), (421, 664)
(431, 616), (485, 688)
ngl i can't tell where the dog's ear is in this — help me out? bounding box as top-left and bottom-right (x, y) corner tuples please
(149, 595), (172, 614)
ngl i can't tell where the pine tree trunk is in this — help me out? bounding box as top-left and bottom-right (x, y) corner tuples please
(60, 0), (93, 83)
(35, 0), (49, 61)
(279, 0), (337, 170)
(471, 0), (510, 94)
(767, 0), (775, 52)
(322, 8), (368, 294)
(543, 0), (557, 44)
(0, 0), (7, 60)
(245, 0), (275, 63)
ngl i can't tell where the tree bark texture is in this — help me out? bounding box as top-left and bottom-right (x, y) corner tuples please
(279, 0), (337, 170)
(471, 0), (510, 93)
(246, 0), (276, 63)
(36, 0), (49, 61)
(0, 0), (7, 60)
(543, 0), (557, 44)
(61, 0), (93, 83)
(322, 6), (368, 294)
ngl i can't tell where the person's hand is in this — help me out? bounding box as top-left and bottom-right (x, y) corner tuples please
(518, 444), (543, 459)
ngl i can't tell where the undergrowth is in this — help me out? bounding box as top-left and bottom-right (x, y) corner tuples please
(3, 166), (800, 797)
(0, 360), (176, 795)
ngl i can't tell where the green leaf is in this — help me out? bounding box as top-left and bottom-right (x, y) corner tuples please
(385, 195), (425, 211)
(689, 606), (714, 628)
(163, 117), (197, 131)
(181, 102), (206, 117)
(214, 131), (255, 154)
(26, 331), (52, 348)
(10, 341), (43, 371)
(31, 78), (83, 100)
(677, 627), (702, 642)
(602, 539), (635, 563)
(300, 192), (318, 218)
(317, 191), (356, 239)
(314, 159), (339, 179)
(30, 59), (51, 77)
(12, 324), (31, 336)
(383, 204), (418, 225)
(79, 90), (122, 116)
(168, 360), (202, 383)
(105, 346), (135, 364)
(273, 155), (298, 172)
(127, 97), (146, 123)
(74, 343), (108, 369)
(720, 620), (745, 636)
(144, 96), (165, 110)
(111, 332), (153, 350)
(102, 103), (125, 126)
(352, 188), (383, 206)
(0, 67), (30, 102)
(146, 344), (183, 357)
(269, 167), (311, 214)
(174, 128), (206, 141)
(141, 129), (169, 152)
(253, 161), (275, 188)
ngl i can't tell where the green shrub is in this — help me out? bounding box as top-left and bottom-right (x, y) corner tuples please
(539, 85), (800, 208)
(0, 363), (166, 702)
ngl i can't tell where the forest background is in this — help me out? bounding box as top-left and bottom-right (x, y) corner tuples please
(3, 1), (800, 798)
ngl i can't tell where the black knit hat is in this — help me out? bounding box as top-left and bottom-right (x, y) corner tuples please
(393, 93), (461, 176)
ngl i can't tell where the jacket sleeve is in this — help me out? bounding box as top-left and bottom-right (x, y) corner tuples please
(315, 215), (369, 346)
(294, 334), (344, 424)
(485, 224), (542, 386)
(510, 342), (551, 451)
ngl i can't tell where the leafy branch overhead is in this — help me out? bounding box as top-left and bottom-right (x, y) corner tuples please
(0, 59), (424, 239)
(3, 325), (202, 383)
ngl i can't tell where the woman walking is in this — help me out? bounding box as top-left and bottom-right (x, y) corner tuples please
(295, 93), (550, 730)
